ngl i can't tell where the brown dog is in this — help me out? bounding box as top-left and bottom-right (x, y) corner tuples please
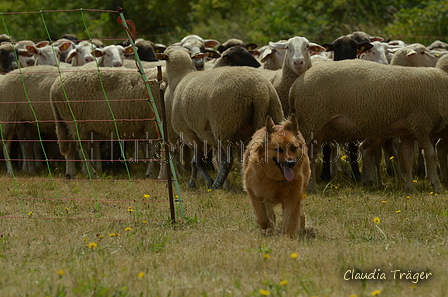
(243, 114), (311, 238)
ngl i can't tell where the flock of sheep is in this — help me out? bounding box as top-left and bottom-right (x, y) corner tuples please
(1, 31), (448, 193)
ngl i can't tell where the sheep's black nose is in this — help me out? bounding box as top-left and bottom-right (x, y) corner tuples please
(285, 160), (296, 168)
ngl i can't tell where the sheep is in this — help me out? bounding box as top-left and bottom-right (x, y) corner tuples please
(289, 57), (448, 193)
(212, 45), (260, 68)
(258, 40), (287, 70)
(0, 42), (18, 74)
(157, 47), (284, 189)
(14, 40), (45, 68)
(121, 38), (166, 62)
(26, 41), (72, 66)
(52, 38), (76, 63)
(0, 66), (72, 175)
(322, 35), (373, 61)
(64, 40), (97, 66)
(359, 41), (391, 64)
(173, 35), (220, 70)
(258, 36), (326, 115)
(91, 44), (134, 67)
(346, 31), (384, 43)
(427, 40), (448, 51)
(390, 44), (440, 67)
(217, 38), (257, 53)
(50, 66), (161, 179)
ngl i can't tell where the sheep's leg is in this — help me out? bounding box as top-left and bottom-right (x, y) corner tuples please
(420, 135), (442, 193)
(3, 133), (16, 177)
(361, 138), (386, 188)
(188, 142), (213, 188)
(212, 145), (233, 189)
(348, 142), (362, 182)
(320, 144), (332, 182)
(307, 138), (322, 193)
(64, 142), (77, 179)
(401, 135), (415, 193)
(436, 137), (448, 186)
(382, 138), (398, 176)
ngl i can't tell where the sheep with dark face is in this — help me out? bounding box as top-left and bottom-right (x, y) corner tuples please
(0, 42), (18, 73)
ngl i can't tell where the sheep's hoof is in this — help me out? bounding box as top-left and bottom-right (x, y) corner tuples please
(188, 179), (196, 189)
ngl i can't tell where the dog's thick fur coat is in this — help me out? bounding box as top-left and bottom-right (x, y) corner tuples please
(243, 114), (311, 238)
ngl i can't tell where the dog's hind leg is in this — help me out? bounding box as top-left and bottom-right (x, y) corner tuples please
(281, 198), (304, 238)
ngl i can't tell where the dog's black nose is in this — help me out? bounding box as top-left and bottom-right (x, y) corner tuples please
(285, 160), (297, 168)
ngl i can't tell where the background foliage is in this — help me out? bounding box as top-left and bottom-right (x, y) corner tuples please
(0, 1), (447, 47)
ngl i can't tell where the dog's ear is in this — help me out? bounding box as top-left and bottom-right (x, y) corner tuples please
(286, 113), (299, 135)
(266, 116), (275, 134)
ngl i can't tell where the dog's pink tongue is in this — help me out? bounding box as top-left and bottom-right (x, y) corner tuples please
(283, 167), (294, 181)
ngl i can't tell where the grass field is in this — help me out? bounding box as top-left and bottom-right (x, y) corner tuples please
(0, 164), (447, 297)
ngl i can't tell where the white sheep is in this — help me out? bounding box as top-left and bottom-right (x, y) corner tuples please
(0, 65), (72, 175)
(90, 44), (134, 67)
(290, 57), (448, 193)
(50, 66), (161, 179)
(258, 40), (287, 70)
(359, 41), (391, 64)
(64, 40), (97, 66)
(157, 47), (284, 189)
(14, 40), (49, 67)
(258, 36), (326, 115)
(26, 41), (72, 66)
(390, 44), (441, 67)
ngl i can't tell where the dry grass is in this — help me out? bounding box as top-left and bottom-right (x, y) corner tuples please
(0, 166), (447, 297)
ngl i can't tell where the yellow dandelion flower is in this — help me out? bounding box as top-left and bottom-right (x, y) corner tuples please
(65, 207), (69, 211)
(109, 233), (120, 237)
(57, 269), (65, 276)
(429, 192), (434, 195)
(349, 295), (358, 297)
(263, 253), (271, 259)
(413, 180), (417, 183)
(340, 155), (347, 161)
(27, 211), (33, 216)
(259, 289), (271, 296)
(389, 156), (394, 160)
(125, 227), (132, 232)
(138, 272), (145, 279)
(381, 200), (387, 203)
(82, 237), (88, 242)
(279, 280), (288, 286)
(396, 210), (401, 214)
(290, 252), (298, 259)
(96, 234), (104, 238)
(335, 186), (339, 190)
(406, 195), (410, 199)
(128, 207), (134, 212)
(302, 194), (307, 199)
(373, 217), (381, 224)
(88, 242), (98, 249)
(410, 284), (417, 289)
(371, 289), (381, 296)
(435, 193), (439, 196)
(207, 189), (212, 192)
(143, 194), (150, 199)
(142, 220), (147, 224)
(405, 218), (409, 220)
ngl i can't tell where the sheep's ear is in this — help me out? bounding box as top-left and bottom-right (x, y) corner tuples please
(260, 48), (274, 63)
(156, 53), (169, 61)
(123, 45), (134, 56)
(191, 52), (209, 60)
(154, 44), (166, 53)
(322, 43), (334, 52)
(58, 41), (73, 53)
(203, 39), (220, 49)
(286, 113), (299, 135)
(65, 49), (77, 62)
(246, 43), (258, 51)
(269, 41), (287, 50)
(26, 45), (38, 55)
(309, 43), (326, 54)
(205, 49), (221, 59)
(357, 43), (374, 53)
(35, 41), (49, 48)
(266, 116), (275, 134)
(18, 49), (33, 57)
(92, 49), (104, 57)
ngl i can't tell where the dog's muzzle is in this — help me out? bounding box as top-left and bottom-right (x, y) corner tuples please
(273, 157), (297, 181)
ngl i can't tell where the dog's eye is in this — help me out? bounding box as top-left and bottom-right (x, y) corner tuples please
(274, 147), (284, 153)
(290, 146), (298, 152)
